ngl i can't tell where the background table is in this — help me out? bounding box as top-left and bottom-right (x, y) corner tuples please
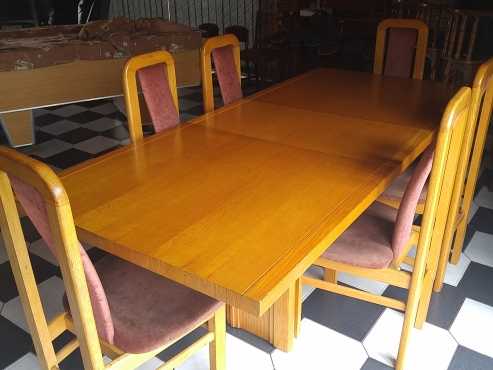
(60, 68), (450, 352)
(0, 50), (200, 147)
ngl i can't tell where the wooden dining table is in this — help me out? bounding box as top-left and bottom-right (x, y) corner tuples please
(60, 68), (451, 352)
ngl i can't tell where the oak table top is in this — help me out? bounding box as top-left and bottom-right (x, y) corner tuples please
(60, 69), (450, 317)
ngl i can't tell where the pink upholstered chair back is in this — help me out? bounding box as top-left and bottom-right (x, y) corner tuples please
(212, 45), (243, 105)
(374, 19), (428, 80)
(138, 64), (180, 133)
(392, 145), (434, 259)
(383, 28), (418, 78)
(10, 177), (115, 344)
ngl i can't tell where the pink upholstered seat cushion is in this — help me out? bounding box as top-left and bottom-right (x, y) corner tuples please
(323, 145), (433, 269)
(384, 28), (418, 78)
(212, 45), (243, 105)
(68, 255), (223, 354)
(138, 63), (180, 133)
(382, 164), (428, 204)
(323, 203), (397, 269)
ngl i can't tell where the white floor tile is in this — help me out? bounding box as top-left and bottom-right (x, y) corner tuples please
(451, 298), (493, 358)
(30, 139), (73, 159)
(73, 136), (120, 155)
(272, 319), (368, 370)
(29, 239), (58, 266)
(464, 232), (493, 268)
(400, 246), (467, 286)
(5, 353), (41, 370)
(468, 201), (479, 222)
(135, 357), (165, 369)
(177, 333), (274, 370)
(338, 273), (389, 296)
(2, 276), (65, 333)
(363, 309), (457, 370)
(84, 117), (123, 133)
(442, 253), (471, 287)
(475, 187), (493, 210)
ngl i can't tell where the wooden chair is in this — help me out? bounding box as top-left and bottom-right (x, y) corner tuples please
(376, 59), (493, 295)
(374, 18), (429, 80)
(123, 50), (180, 143)
(201, 34), (242, 113)
(224, 25), (252, 79)
(303, 87), (471, 370)
(0, 147), (226, 370)
(440, 9), (491, 87)
(433, 58), (493, 289)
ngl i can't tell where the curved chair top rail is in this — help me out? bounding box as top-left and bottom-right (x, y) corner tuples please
(123, 50), (178, 143)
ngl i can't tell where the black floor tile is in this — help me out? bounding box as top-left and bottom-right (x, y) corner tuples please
(156, 327), (208, 362)
(20, 217), (41, 243)
(0, 254), (59, 302)
(67, 111), (105, 124)
(34, 130), (56, 144)
(462, 226), (476, 254)
(361, 358), (393, 370)
(57, 127), (99, 144)
(0, 316), (34, 368)
(44, 148), (93, 169)
(448, 346), (493, 370)
(86, 247), (109, 263)
(106, 111), (127, 122)
(469, 207), (493, 234)
(457, 262), (493, 307)
(302, 288), (385, 341)
(383, 284), (465, 330)
(35, 113), (64, 127)
(75, 99), (110, 108)
(101, 126), (129, 141)
(183, 105), (204, 117)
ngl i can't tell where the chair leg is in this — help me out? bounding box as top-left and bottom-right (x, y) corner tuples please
(450, 215), (467, 265)
(324, 268), (337, 283)
(433, 215), (459, 293)
(395, 298), (418, 370)
(208, 305), (226, 370)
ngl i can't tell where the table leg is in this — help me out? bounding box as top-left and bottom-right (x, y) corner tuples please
(0, 111), (35, 147)
(227, 279), (301, 352)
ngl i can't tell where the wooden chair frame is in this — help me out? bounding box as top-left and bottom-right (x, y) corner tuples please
(123, 51), (179, 143)
(200, 34), (241, 113)
(0, 147), (225, 370)
(374, 19), (429, 80)
(303, 87), (471, 370)
(433, 59), (493, 291)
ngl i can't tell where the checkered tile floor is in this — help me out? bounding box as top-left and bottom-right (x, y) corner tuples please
(1, 84), (493, 370)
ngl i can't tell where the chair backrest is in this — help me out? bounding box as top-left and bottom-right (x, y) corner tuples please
(447, 59), (493, 235)
(199, 23), (219, 38)
(225, 25), (249, 46)
(392, 144), (434, 259)
(374, 19), (429, 80)
(123, 51), (180, 143)
(395, 87), (471, 265)
(0, 148), (106, 369)
(201, 34), (242, 113)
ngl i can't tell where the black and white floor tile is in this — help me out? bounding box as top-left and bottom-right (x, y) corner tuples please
(1, 84), (493, 370)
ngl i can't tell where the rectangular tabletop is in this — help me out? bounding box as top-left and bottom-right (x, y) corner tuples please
(60, 69), (449, 316)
